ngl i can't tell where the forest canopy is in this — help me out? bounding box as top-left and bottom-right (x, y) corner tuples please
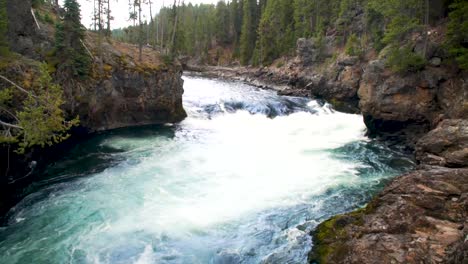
(111, 0), (467, 70)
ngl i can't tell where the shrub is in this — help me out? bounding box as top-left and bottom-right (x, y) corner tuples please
(386, 46), (426, 73)
(446, 0), (468, 70)
(345, 34), (363, 57)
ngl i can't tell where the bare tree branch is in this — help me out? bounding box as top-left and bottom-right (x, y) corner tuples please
(0, 119), (23, 130)
(0, 75), (38, 99)
(0, 106), (19, 122)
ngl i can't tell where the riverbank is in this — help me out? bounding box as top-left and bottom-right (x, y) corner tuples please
(186, 63), (468, 263)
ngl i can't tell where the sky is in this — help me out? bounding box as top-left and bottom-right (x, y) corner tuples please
(71, 0), (221, 29)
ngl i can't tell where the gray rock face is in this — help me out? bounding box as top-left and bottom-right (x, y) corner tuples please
(6, 0), (36, 57)
(5, 0), (187, 132)
(357, 60), (468, 143)
(416, 119), (468, 167)
(296, 38), (321, 66)
(69, 68), (187, 131)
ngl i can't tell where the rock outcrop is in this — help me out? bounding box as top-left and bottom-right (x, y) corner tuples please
(309, 167), (468, 264)
(416, 119), (468, 168)
(358, 59), (467, 143)
(5, 1), (187, 131)
(64, 40), (187, 131)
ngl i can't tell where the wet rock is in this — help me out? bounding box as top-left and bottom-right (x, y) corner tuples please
(416, 119), (468, 167)
(213, 250), (242, 264)
(310, 167), (468, 264)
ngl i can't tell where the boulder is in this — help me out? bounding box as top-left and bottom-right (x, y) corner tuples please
(416, 119), (468, 167)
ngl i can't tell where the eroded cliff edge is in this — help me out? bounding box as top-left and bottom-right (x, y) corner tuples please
(4, 0), (186, 131)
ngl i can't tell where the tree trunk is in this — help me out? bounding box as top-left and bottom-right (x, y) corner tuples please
(170, 0), (180, 56)
(138, 0), (143, 61)
(98, 0), (102, 56)
(106, 0), (111, 36)
(149, 0), (155, 49)
(161, 0), (165, 53)
(93, 0), (97, 31)
(422, 0), (429, 58)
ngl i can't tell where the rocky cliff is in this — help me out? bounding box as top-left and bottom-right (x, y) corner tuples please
(60, 38), (187, 131)
(5, 1), (186, 132)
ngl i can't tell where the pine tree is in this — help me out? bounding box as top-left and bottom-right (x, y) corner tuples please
(368, 0), (427, 72)
(447, 0), (468, 70)
(56, 0), (91, 77)
(257, 0), (295, 65)
(239, 0), (257, 65)
(0, 0), (9, 56)
(215, 0), (230, 45)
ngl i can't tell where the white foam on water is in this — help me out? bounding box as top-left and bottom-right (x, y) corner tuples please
(0, 76), (396, 264)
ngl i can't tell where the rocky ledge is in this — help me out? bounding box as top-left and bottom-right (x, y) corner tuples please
(309, 166), (468, 264)
(64, 39), (187, 131)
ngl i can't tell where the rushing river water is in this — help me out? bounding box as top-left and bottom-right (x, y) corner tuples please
(0, 76), (413, 264)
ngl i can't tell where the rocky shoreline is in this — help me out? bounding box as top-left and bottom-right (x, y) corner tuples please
(185, 60), (468, 263)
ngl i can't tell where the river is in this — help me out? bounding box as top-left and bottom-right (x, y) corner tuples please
(0, 76), (413, 263)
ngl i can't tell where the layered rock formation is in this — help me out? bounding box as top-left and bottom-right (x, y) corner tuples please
(61, 40), (187, 131)
(5, 0), (186, 132)
(309, 167), (468, 264)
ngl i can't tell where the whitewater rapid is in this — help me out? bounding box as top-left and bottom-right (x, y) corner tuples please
(0, 76), (413, 264)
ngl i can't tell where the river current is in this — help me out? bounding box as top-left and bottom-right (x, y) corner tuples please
(0, 76), (413, 263)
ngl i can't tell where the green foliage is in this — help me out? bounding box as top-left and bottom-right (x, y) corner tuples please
(446, 0), (468, 70)
(0, 0), (9, 56)
(386, 46), (426, 73)
(16, 64), (79, 153)
(293, 0), (313, 38)
(215, 1), (230, 45)
(368, 0), (429, 72)
(55, 0), (91, 77)
(31, 0), (45, 8)
(365, 6), (385, 51)
(344, 34), (363, 57)
(257, 0), (295, 65)
(0, 63), (79, 153)
(113, 0), (464, 69)
(240, 0), (258, 65)
(44, 13), (54, 24)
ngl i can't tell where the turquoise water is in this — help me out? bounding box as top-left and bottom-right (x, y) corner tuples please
(0, 76), (413, 264)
